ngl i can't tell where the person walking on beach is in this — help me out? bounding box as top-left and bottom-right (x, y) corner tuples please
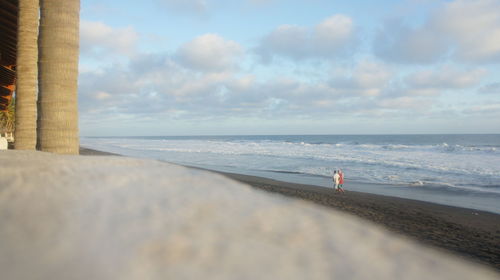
(338, 169), (345, 193)
(333, 170), (340, 193)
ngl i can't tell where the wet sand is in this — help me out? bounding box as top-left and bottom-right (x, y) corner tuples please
(80, 147), (121, 156)
(220, 172), (500, 270)
(80, 147), (500, 270)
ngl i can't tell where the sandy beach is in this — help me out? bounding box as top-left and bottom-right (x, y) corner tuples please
(80, 147), (500, 270)
(222, 172), (500, 269)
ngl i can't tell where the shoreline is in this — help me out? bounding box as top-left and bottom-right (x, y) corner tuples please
(221, 171), (500, 267)
(79, 147), (500, 270)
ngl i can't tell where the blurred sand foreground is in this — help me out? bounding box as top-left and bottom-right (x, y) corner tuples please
(0, 150), (498, 280)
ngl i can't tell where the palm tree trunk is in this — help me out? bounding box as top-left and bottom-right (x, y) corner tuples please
(37, 0), (80, 154)
(15, 0), (39, 150)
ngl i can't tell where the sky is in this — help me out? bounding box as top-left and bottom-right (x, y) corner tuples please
(78, 0), (500, 136)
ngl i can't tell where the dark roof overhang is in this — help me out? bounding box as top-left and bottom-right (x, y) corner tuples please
(0, 0), (18, 111)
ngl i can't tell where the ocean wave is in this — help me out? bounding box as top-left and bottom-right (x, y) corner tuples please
(88, 137), (500, 155)
(84, 138), (500, 175)
(81, 136), (500, 194)
(436, 142), (499, 154)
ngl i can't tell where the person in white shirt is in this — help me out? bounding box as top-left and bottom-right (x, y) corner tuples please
(333, 170), (340, 192)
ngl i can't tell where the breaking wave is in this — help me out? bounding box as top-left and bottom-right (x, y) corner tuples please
(81, 135), (500, 195)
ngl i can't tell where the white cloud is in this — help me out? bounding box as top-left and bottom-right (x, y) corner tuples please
(79, 53), (248, 118)
(79, 53), (336, 121)
(405, 66), (487, 90)
(435, 0), (500, 63)
(374, 0), (500, 64)
(314, 15), (356, 56)
(80, 51), (456, 129)
(373, 19), (449, 64)
(94, 91), (112, 100)
(176, 34), (243, 72)
(170, 72), (231, 98)
(80, 20), (139, 56)
(403, 88), (441, 97)
(257, 25), (308, 61)
(377, 96), (429, 110)
(79, 40), (474, 128)
(463, 103), (500, 115)
(478, 82), (500, 95)
(330, 61), (392, 96)
(256, 14), (357, 62)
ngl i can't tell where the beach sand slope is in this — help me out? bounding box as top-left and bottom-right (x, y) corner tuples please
(1, 150), (498, 280)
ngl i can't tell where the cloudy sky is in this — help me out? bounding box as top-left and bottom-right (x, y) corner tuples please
(79, 0), (500, 136)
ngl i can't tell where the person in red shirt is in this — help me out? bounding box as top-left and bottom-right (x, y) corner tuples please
(338, 169), (345, 193)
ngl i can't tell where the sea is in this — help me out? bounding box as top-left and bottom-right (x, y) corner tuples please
(81, 134), (500, 214)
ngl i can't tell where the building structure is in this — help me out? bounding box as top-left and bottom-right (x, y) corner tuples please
(0, 0), (80, 154)
(0, 0), (17, 112)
